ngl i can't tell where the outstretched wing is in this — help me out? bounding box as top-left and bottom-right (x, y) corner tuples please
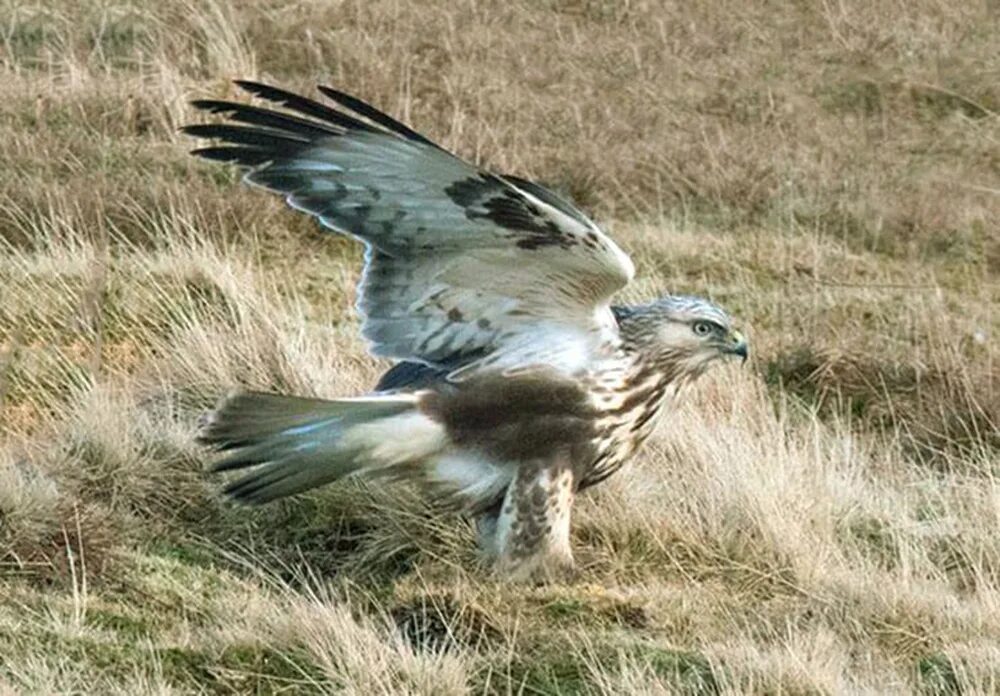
(185, 81), (634, 376)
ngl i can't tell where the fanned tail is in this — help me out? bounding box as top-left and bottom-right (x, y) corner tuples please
(198, 391), (446, 504)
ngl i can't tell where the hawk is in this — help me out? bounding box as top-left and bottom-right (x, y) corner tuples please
(186, 81), (748, 581)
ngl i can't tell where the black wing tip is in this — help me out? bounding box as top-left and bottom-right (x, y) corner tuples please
(189, 98), (241, 113)
(180, 123), (229, 138)
(233, 78), (267, 91)
(232, 78), (339, 100)
(315, 84), (441, 148)
(188, 146), (272, 165)
(314, 84), (351, 102)
(188, 81), (442, 148)
(232, 79), (304, 103)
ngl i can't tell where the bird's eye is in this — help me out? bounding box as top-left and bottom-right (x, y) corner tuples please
(693, 321), (714, 337)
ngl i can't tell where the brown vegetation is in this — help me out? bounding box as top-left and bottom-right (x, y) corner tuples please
(1, 0), (998, 693)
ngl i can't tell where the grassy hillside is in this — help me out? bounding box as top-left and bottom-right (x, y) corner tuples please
(1, 0), (998, 693)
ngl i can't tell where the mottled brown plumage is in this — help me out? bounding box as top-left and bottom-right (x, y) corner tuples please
(418, 373), (597, 464)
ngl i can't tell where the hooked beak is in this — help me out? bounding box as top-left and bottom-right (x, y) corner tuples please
(725, 329), (749, 363)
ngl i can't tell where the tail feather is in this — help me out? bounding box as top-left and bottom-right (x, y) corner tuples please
(198, 391), (443, 504)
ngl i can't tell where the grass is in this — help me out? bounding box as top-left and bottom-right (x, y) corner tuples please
(1, 0), (998, 693)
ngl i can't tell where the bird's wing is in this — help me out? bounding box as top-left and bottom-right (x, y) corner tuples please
(185, 81), (634, 377)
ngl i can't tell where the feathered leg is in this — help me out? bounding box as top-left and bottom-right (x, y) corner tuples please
(492, 458), (575, 582)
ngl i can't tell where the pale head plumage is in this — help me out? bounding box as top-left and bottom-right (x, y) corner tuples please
(613, 295), (747, 378)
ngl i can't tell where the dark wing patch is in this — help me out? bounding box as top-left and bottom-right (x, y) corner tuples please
(500, 175), (594, 230)
(444, 175), (573, 250)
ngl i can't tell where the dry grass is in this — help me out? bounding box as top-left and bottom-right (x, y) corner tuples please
(1, 0), (998, 693)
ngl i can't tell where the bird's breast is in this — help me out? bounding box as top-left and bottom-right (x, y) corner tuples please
(579, 361), (678, 487)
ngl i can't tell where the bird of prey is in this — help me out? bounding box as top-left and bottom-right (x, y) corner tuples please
(186, 81), (748, 581)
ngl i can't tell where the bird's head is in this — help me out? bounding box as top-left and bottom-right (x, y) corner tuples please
(614, 296), (748, 378)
